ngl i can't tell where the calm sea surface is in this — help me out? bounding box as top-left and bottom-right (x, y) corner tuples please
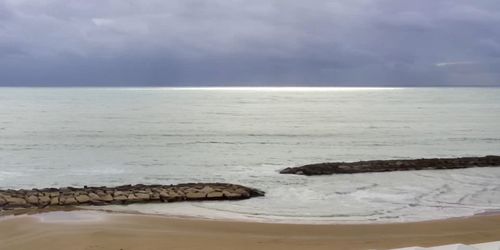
(1, 87), (500, 223)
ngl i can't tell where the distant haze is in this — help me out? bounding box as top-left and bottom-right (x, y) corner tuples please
(1, 0), (500, 86)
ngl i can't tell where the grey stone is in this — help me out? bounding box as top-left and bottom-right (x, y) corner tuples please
(65, 197), (78, 205)
(233, 189), (250, 197)
(114, 191), (126, 197)
(50, 197), (59, 205)
(207, 191), (224, 198)
(88, 193), (100, 200)
(46, 192), (60, 197)
(99, 194), (113, 202)
(150, 192), (160, 200)
(127, 194), (139, 201)
(63, 197), (78, 205)
(39, 196), (51, 206)
(26, 195), (38, 205)
(0, 197), (6, 206)
(75, 195), (90, 203)
(222, 190), (240, 198)
(114, 195), (127, 201)
(199, 186), (214, 194)
(135, 193), (150, 200)
(6, 197), (27, 206)
(159, 191), (169, 199)
(186, 192), (205, 199)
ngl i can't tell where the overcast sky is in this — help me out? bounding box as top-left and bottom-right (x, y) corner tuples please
(1, 0), (500, 86)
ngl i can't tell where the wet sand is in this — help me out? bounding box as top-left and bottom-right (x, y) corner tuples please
(0, 211), (499, 250)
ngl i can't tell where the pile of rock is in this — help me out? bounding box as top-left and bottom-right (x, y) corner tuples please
(280, 155), (500, 176)
(0, 183), (265, 210)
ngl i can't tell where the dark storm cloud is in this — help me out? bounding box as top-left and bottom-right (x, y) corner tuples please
(0, 0), (499, 86)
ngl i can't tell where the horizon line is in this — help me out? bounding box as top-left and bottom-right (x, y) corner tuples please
(1, 84), (499, 88)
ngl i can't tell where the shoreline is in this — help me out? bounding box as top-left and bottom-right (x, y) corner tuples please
(1, 210), (499, 250)
(3, 205), (500, 225)
(91, 207), (500, 226)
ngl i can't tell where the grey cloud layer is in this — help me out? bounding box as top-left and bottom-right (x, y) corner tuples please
(1, 0), (499, 86)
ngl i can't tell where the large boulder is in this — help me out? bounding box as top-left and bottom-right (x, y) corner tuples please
(113, 195), (128, 202)
(150, 192), (160, 200)
(75, 195), (90, 203)
(26, 195), (38, 205)
(222, 190), (241, 199)
(50, 197), (59, 205)
(126, 194), (139, 202)
(5, 196), (29, 207)
(232, 189), (250, 198)
(199, 186), (214, 194)
(46, 192), (60, 197)
(160, 190), (181, 202)
(186, 192), (205, 199)
(99, 194), (114, 202)
(39, 196), (51, 206)
(6, 197), (28, 206)
(63, 197), (78, 205)
(135, 193), (150, 200)
(88, 193), (100, 201)
(207, 191), (224, 199)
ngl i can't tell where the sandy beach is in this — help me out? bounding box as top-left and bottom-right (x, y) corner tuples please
(1, 212), (499, 250)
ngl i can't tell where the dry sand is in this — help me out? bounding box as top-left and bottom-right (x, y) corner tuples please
(0, 211), (499, 250)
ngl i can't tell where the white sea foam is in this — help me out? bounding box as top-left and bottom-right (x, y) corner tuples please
(1, 87), (500, 223)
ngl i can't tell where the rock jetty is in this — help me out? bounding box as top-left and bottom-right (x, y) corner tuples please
(280, 155), (500, 176)
(0, 183), (265, 210)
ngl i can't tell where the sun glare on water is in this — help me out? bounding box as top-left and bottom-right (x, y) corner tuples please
(164, 87), (402, 92)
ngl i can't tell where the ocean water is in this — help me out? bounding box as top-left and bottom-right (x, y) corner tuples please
(1, 87), (500, 223)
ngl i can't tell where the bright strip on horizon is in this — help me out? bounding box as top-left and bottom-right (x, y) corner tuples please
(161, 87), (403, 91)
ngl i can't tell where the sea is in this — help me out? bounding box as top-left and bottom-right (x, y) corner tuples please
(1, 87), (499, 224)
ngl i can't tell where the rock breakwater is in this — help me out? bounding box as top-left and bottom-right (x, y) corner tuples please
(280, 155), (500, 176)
(0, 183), (265, 210)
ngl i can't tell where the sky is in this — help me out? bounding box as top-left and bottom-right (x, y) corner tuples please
(1, 0), (500, 86)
